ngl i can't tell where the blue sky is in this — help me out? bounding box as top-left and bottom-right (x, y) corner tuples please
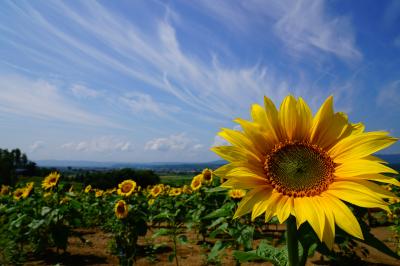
(0, 0), (399, 162)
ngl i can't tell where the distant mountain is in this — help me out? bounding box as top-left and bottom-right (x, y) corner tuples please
(36, 159), (226, 170)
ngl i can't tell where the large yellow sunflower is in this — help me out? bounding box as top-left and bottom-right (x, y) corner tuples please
(42, 172), (60, 190)
(117, 179), (136, 197)
(201, 168), (214, 184)
(115, 200), (129, 219)
(212, 95), (398, 248)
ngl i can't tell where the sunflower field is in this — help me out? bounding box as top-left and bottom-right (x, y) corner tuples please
(1, 96), (400, 266)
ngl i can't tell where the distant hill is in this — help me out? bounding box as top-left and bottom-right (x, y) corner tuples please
(36, 159), (226, 171)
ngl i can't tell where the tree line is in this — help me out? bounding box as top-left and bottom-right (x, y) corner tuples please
(0, 148), (37, 185)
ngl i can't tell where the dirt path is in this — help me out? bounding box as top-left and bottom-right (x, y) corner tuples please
(25, 226), (399, 266)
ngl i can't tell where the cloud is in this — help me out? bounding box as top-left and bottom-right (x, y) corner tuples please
(377, 80), (400, 108)
(61, 136), (134, 152)
(0, 74), (117, 127)
(30, 140), (45, 153)
(119, 92), (180, 117)
(70, 84), (100, 99)
(194, 0), (361, 61)
(145, 133), (201, 151)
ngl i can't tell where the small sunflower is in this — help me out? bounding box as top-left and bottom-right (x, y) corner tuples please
(228, 189), (247, 199)
(150, 185), (163, 197)
(148, 198), (155, 206)
(42, 172), (60, 190)
(212, 95), (399, 248)
(95, 189), (104, 198)
(191, 174), (202, 191)
(1, 185), (10, 196)
(169, 187), (182, 196)
(202, 168), (214, 184)
(115, 200), (129, 219)
(13, 188), (25, 200)
(22, 182), (34, 198)
(182, 185), (192, 194)
(84, 185), (92, 193)
(117, 179), (136, 197)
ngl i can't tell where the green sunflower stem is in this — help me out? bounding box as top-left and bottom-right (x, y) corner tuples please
(286, 215), (299, 266)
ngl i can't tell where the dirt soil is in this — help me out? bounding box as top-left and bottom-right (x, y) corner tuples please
(24, 226), (399, 266)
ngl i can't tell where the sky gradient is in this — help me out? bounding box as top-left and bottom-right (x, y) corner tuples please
(0, 0), (399, 162)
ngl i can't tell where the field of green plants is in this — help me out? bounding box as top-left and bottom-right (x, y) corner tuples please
(1, 169), (400, 266)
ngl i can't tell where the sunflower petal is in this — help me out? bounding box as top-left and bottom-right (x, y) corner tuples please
(218, 128), (263, 157)
(211, 146), (261, 163)
(329, 132), (397, 163)
(251, 189), (276, 221)
(334, 159), (398, 177)
(295, 97), (312, 141)
(221, 177), (268, 189)
(318, 197), (335, 249)
(323, 194), (363, 240)
(310, 96), (334, 142)
(234, 118), (274, 152)
(264, 96), (280, 139)
(234, 187), (271, 218)
(279, 95), (297, 140)
(335, 174), (400, 186)
(326, 184), (390, 211)
(276, 196), (293, 223)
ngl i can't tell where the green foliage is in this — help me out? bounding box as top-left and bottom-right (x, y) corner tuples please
(0, 148), (37, 185)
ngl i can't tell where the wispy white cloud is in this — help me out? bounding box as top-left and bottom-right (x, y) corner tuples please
(119, 92), (180, 117)
(0, 74), (117, 127)
(61, 136), (133, 152)
(30, 140), (45, 153)
(377, 80), (400, 108)
(144, 133), (201, 151)
(194, 0), (361, 62)
(70, 84), (100, 99)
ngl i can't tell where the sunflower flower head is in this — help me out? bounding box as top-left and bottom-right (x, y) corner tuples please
(22, 182), (34, 198)
(191, 174), (202, 191)
(95, 189), (104, 198)
(115, 199), (129, 219)
(150, 184), (163, 197)
(212, 95), (399, 249)
(84, 185), (92, 193)
(148, 198), (155, 206)
(42, 172), (60, 190)
(169, 187), (182, 196)
(13, 188), (25, 200)
(182, 185), (192, 194)
(1, 185), (10, 196)
(228, 189), (246, 199)
(201, 168), (214, 184)
(117, 179), (136, 197)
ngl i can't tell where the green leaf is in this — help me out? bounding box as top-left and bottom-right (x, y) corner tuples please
(203, 202), (234, 219)
(41, 206), (51, 216)
(206, 187), (227, 193)
(152, 228), (171, 238)
(233, 250), (262, 262)
(178, 235), (188, 244)
(168, 254), (175, 262)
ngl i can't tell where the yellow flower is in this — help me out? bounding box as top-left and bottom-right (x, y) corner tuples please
(95, 189), (104, 197)
(1, 185), (10, 196)
(182, 185), (192, 194)
(191, 174), (202, 191)
(212, 95), (399, 249)
(84, 185), (92, 193)
(169, 187), (182, 196)
(42, 172), (60, 190)
(13, 188), (25, 200)
(22, 182), (34, 198)
(115, 200), (129, 219)
(117, 179), (137, 197)
(150, 185), (163, 197)
(148, 198), (155, 206)
(104, 188), (116, 195)
(202, 168), (213, 184)
(228, 189), (246, 199)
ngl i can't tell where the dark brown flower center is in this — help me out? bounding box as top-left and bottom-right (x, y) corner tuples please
(264, 142), (334, 197)
(122, 183), (133, 193)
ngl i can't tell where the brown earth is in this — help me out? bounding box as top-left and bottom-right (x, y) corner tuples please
(24, 226), (399, 266)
